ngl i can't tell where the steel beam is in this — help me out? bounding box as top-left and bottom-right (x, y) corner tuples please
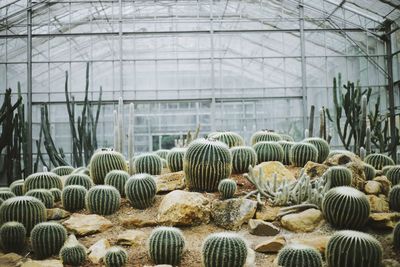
(299, 0), (308, 132)
(26, 0), (33, 175)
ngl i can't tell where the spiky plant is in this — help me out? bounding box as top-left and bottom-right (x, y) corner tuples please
(134, 153), (163, 176)
(51, 166), (75, 176)
(325, 166), (352, 188)
(394, 222), (400, 249)
(71, 166), (90, 176)
(251, 131), (282, 145)
(230, 146), (257, 174)
(389, 185), (400, 211)
(364, 153), (395, 170)
(125, 174), (157, 209)
(62, 185), (88, 212)
(65, 173), (94, 190)
(10, 180), (24, 196)
(89, 150), (127, 184)
(49, 188), (62, 202)
(60, 242), (87, 266)
(104, 246), (128, 267)
(278, 141), (295, 165)
(24, 172), (63, 192)
(277, 244), (323, 267)
(0, 221), (26, 252)
(105, 170), (129, 197)
(31, 222), (67, 259)
(25, 189), (54, 208)
(289, 142), (318, 167)
(0, 191), (16, 200)
(382, 165), (394, 175)
(166, 148), (186, 172)
(148, 227), (185, 266)
(304, 137), (330, 163)
(0, 198), (3, 206)
(210, 131), (245, 148)
(386, 166), (400, 185)
(279, 134), (294, 142)
(363, 163), (376, 180)
(253, 141), (284, 163)
(218, 179), (237, 199)
(155, 149), (170, 160)
(86, 185), (121, 215)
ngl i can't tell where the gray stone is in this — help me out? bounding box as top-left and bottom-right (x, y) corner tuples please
(248, 219), (280, 236)
(211, 198), (257, 230)
(62, 213), (113, 236)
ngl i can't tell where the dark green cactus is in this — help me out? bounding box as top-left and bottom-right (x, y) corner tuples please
(364, 153), (395, 170)
(65, 173), (94, 190)
(134, 153), (163, 176)
(322, 186), (370, 229)
(250, 131), (282, 145)
(277, 244), (323, 267)
(10, 179), (24, 196)
(202, 232), (247, 267)
(326, 230), (382, 267)
(0, 198), (3, 206)
(166, 148), (186, 172)
(125, 174), (157, 209)
(304, 137), (330, 163)
(394, 222), (400, 249)
(218, 179), (237, 199)
(71, 166), (90, 176)
(60, 242), (87, 266)
(289, 142), (318, 167)
(278, 141), (294, 165)
(0, 196), (46, 234)
(325, 166), (352, 188)
(210, 131), (244, 148)
(183, 138), (232, 192)
(51, 166), (75, 176)
(279, 134), (294, 142)
(105, 170), (129, 197)
(253, 141), (284, 163)
(89, 150), (127, 184)
(0, 191), (16, 200)
(382, 165), (394, 175)
(62, 185), (88, 212)
(31, 222), (67, 259)
(148, 227), (185, 266)
(230, 146), (257, 174)
(363, 163), (376, 180)
(386, 166), (400, 185)
(155, 149), (169, 160)
(86, 185), (120, 215)
(389, 185), (400, 211)
(50, 188), (62, 202)
(0, 221), (26, 252)
(24, 172), (63, 192)
(104, 246), (128, 267)
(25, 189), (54, 208)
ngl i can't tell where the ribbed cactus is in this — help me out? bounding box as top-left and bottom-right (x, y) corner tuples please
(253, 141), (284, 163)
(304, 137), (330, 163)
(250, 131), (282, 145)
(10, 179), (24, 196)
(25, 189), (54, 208)
(277, 244), (323, 267)
(105, 170), (129, 197)
(134, 153), (163, 175)
(155, 149), (169, 160)
(278, 141), (295, 165)
(62, 185), (88, 212)
(104, 246), (128, 267)
(125, 174), (157, 209)
(364, 153), (395, 170)
(89, 150), (127, 184)
(86, 185), (121, 215)
(210, 132), (245, 148)
(148, 227), (185, 266)
(65, 173), (94, 190)
(279, 134), (294, 142)
(325, 166), (352, 188)
(51, 166), (75, 176)
(183, 138), (232, 192)
(167, 148), (186, 172)
(389, 185), (400, 211)
(0, 221), (26, 252)
(322, 186), (370, 229)
(0, 196), (46, 234)
(50, 188), (62, 202)
(31, 222), (67, 259)
(0, 198), (3, 206)
(202, 232), (247, 267)
(394, 222), (400, 249)
(289, 142), (318, 167)
(386, 166), (400, 185)
(60, 240), (87, 266)
(382, 165), (394, 175)
(363, 163), (376, 180)
(230, 146), (257, 174)
(326, 230), (382, 267)
(0, 191), (16, 200)
(24, 172), (63, 192)
(71, 166), (90, 176)
(218, 179), (237, 199)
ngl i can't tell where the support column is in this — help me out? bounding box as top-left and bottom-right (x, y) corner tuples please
(210, 0), (216, 132)
(26, 0), (33, 175)
(299, 0), (308, 131)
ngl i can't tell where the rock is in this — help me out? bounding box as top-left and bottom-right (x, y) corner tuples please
(369, 212), (400, 230)
(156, 171), (186, 193)
(291, 235), (331, 254)
(245, 248), (256, 267)
(143, 265), (173, 267)
(88, 238), (110, 264)
(0, 253), (23, 267)
(21, 260), (63, 267)
(303, 161), (328, 179)
(117, 229), (146, 246)
(211, 198), (257, 230)
(46, 208), (70, 220)
(280, 208), (324, 232)
(157, 190), (210, 226)
(254, 235), (286, 253)
(367, 195), (389, 212)
(248, 219), (280, 236)
(253, 161), (295, 184)
(62, 213), (113, 236)
(382, 259), (400, 267)
(374, 176), (392, 195)
(365, 181), (382, 195)
(255, 205), (280, 221)
(120, 216), (158, 228)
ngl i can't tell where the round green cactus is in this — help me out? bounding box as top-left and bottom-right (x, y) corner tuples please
(394, 222), (400, 249)
(250, 131), (282, 145)
(104, 246), (128, 267)
(148, 227), (185, 266)
(382, 165), (394, 175)
(386, 166), (400, 185)
(60, 243), (87, 266)
(31, 222), (67, 259)
(326, 230), (382, 267)
(10, 180), (24, 196)
(278, 141), (295, 165)
(105, 170), (129, 197)
(49, 188), (62, 202)
(279, 133), (294, 142)
(363, 163), (376, 180)
(277, 244), (323, 267)
(155, 149), (169, 160)
(65, 173), (94, 190)
(364, 153), (395, 170)
(218, 179), (237, 199)
(0, 198), (3, 206)
(166, 148), (186, 172)
(389, 185), (400, 211)
(134, 153), (163, 175)
(253, 141), (284, 163)
(322, 186), (370, 229)
(325, 166), (352, 188)
(24, 172), (62, 193)
(304, 137), (330, 163)
(202, 232), (247, 267)
(71, 166), (90, 176)
(211, 131), (245, 148)
(0, 221), (26, 252)
(289, 142), (318, 167)
(125, 174), (157, 209)
(230, 146), (257, 174)
(62, 185), (88, 212)
(86, 185), (120, 215)
(51, 166), (75, 176)
(25, 189), (54, 208)
(0, 196), (46, 234)
(184, 138), (232, 192)
(89, 150), (127, 184)
(0, 191), (16, 200)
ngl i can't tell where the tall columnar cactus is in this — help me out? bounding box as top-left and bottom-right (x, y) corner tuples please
(230, 146), (257, 174)
(148, 227), (185, 266)
(50, 188), (62, 202)
(389, 185), (400, 211)
(0, 191), (16, 200)
(289, 142), (318, 167)
(210, 132), (245, 148)
(10, 179), (24, 196)
(386, 166), (400, 185)
(277, 244), (323, 267)
(363, 163), (376, 180)
(325, 166), (352, 188)
(65, 173), (94, 190)
(394, 222), (400, 249)
(59, 235), (87, 266)
(218, 179), (237, 199)
(304, 137), (330, 163)
(25, 189), (55, 208)
(125, 174), (157, 209)
(202, 232), (247, 267)
(278, 141), (295, 165)
(250, 131), (282, 145)
(166, 148), (186, 172)
(24, 172), (63, 192)
(253, 141), (284, 163)
(364, 153), (395, 170)
(326, 230), (382, 267)
(0, 221), (26, 252)
(279, 134), (294, 142)
(51, 166), (75, 176)
(134, 153), (163, 175)
(183, 138), (232, 192)
(104, 247), (128, 267)
(322, 186), (370, 229)
(105, 170), (129, 197)
(31, 222), (67, 259)
(86, 185), (121, 215)
(0, 196), (46, 234)
(89, 150), (127, 184)
(155, 149), (169, 160)
(62, 185), (88, 212)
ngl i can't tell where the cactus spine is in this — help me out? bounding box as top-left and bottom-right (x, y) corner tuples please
(134, 153), (163, 175)
(386, 166), (400, 185)
(218, 179), (237, 199)
(167, 148), (186, 172)
(89, 150), (127, 185)
(389, 185), (400, 211)
(105, 170), (129, 197)
(0, 221), (26, 252)
(50, 188), (62, 202)
(277, 244), (323, 267)
(304, 137), (330, 163)
(59, 235), (87, 266)
(125, 174), (157, 209)
(210, 132), (244, 148)
(24, 172), (63, 192)
(363, 163), (376, 180)
(278, 141), (294, 165)
(325, 166), (352, 188)
(253, 141), (284, 163)
(31, 222), (67, 259)
(364, 153), (395, 170)
(230, 146), (257, 174)
(25, 189), (54, 208)
(250, 131), (282, 145)
(0, 191), (16, 200)
(86, 185), (121, 215)
(62, 185), (88, 212)
(65, 173), (93, 190)
(394, 222), (400, 249)
(289, 142), (318, 167)
(148, 227), (185, 266)
(51, 166), (75, 176)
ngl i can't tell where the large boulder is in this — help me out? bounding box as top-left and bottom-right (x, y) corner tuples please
(117, 229), (146, 246)
(368, 212), (400, 230)
(367, 195), (389, 212)
(253, 161), (295, 184)
(254, 235), (286, 253)
(211, 198), (257, 230)
(62, 214), (113, 236)
(280, 208), (324, 232)
(155, 171), (186, 193)
(248, 219), (280, 236)
(255, 205), (280, 221)
(88, 238), (110, 264)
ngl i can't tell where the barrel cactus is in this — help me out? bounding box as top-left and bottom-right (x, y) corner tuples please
(184, 138), (232, 192)
(167, 148), (186, 172)
(394, 222), (400, 249)
(89, 150), (127, 184)
(364, 153), (395, 170)
(134, 153), (163, 175)
(0, 221), (26, 252)
(104, 246), (128, 267)
(155, 149), (169, 160)
(253, 141), (284, 163)
(62, 185), (88, 212)
(31, 222), (67, 259)
(278, 141), (294, 165)
(386, 166), (400, 185)
(72, 166), (90, 176)
(49, 188), (62, 202)
(65, 173), (93, 190)
(125, 174), (157, 209)
(325, 166), (352, 188)
(25, 189), (54, 208)
(210, 131), (244, 148)
(279, 134), (294, 142)
(277, 244), (323, 267)
(148, 227), (185, 266)
(289, 142), (318, 167)
(363, 163), (376, 180)
(230, 146), (257, 174)
(24, 172), (62, 192)
(86, 185), (121, 215)
(389, 185), (400, 211)
(304, 137), (330, 163)
(10, 180), (24, 196)
(51, 166), (75, 176)
(105, 170), (129, 197)
(0, 191), (16, 200)
(382, 165), (394, 175)
(251, 130), (282, 145)
(326, 230), (382, 267)
(322, 186), (370, 229)
(60, 242), (87, 266)
(218, 179), (237, 199)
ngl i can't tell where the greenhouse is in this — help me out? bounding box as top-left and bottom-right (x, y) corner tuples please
(0, 0), (400, 266)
